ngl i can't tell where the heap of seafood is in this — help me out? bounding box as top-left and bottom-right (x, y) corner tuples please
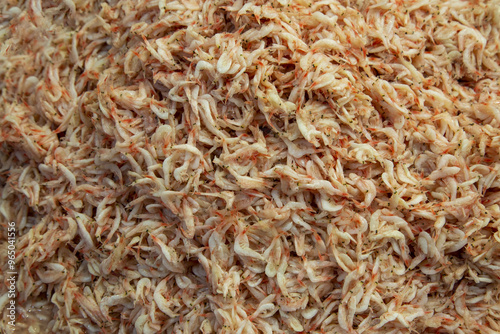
(1, 0), (499, 333)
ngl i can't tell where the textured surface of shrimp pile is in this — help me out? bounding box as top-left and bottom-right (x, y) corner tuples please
(1, 0), (500, 333)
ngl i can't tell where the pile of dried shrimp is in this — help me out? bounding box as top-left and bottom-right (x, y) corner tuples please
(1, 0), (500, 333)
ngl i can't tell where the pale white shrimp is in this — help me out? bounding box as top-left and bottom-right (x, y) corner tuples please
(427, 166), (461, 181)
(57, 163), (76, 187)
(150, 235), (184, 273)
(296, 103), (324, 147)
(234, 228), (264, 261)
(73, 215), (95, 250)
(417, 231), (440, 260)
(74, 291), (108, 324)
(154, 278), (178, 317)
(135, 278), (151, 304)
(100, 236), (126, 275)
(35, 263), (66, 284)
(135, 314), (149, 334)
